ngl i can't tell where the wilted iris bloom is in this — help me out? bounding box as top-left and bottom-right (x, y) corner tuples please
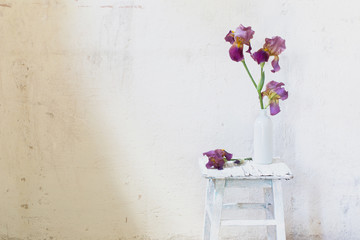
(225, 25), (254, 62)
(252, 36), (286, 73)
(262, 81), (288, 115)
(203, 149), (233, 170)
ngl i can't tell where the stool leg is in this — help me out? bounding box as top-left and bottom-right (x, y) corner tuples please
(204, 179), (215, 240)
(272, 180), (286, 240)
(264, 186), (275, 240)
(209, 179), (225, 240)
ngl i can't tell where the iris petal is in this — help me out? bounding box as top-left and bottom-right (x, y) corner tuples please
(225, 31), (235, 44)
(224, 151), (233, 160)
(275, 87), (288, 100)
(252, 49), (269, 64)
(217, 160), (225, 170)
(267, 80), (283, 90)
(214, 149), (224, 159)
(206, 161), (214, 169)
(271, 56), (281, 73)
(264, 36), (286, 56)
(229, 45), (244, 62)
(269, 101), (280, 116)
(234, 25), (254, 44)
(246, 43), (252, 53)
(203, 150), (215, 157)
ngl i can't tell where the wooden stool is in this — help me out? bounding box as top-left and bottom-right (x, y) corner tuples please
(199, 158), (293, 240)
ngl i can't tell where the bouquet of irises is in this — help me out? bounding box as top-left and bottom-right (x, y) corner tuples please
(225, 24), (288, 115)
(203, 25), (289, 170)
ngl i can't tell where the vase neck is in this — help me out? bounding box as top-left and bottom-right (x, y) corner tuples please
(259, 109), (268, 116)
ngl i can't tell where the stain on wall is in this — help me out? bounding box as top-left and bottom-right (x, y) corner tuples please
(0, 3), (11, 8)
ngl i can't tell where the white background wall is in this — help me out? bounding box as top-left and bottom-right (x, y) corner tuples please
(1, 0), (360, 239)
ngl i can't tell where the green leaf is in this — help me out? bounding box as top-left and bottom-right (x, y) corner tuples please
(257, 70), (265, 92)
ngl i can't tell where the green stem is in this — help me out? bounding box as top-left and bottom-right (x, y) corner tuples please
(258, 91), (264, 109)
(228, 158), (253, 161)
(264, 102), (270, 109)
(241, 60), (257, 89)
(258, 64), (265, 109)
(226, 158), (253, 165)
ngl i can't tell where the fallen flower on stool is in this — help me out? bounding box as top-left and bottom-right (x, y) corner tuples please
(203, 149), (252, 170)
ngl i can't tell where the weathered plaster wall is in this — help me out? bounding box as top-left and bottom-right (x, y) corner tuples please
(1, 0), (360, 239)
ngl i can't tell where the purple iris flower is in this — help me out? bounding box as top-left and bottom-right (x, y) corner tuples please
(225, 25), (254, 62)
(262, 81), (288, 115)
(203, 149), (233, 170)
(252, 36), (286, 72)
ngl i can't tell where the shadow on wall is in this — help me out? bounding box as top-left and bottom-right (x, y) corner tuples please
(0, 2), (141, 239)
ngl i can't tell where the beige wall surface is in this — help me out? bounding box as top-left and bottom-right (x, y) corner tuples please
(1, 0), (360, 239)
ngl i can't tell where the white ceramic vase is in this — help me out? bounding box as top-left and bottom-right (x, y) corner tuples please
(253, 109), (273, 164)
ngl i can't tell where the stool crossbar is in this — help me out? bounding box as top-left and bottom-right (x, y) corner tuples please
(200, 158), (293, 240)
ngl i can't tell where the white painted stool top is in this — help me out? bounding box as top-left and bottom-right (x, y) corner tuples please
(199, 157), (293, 180)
